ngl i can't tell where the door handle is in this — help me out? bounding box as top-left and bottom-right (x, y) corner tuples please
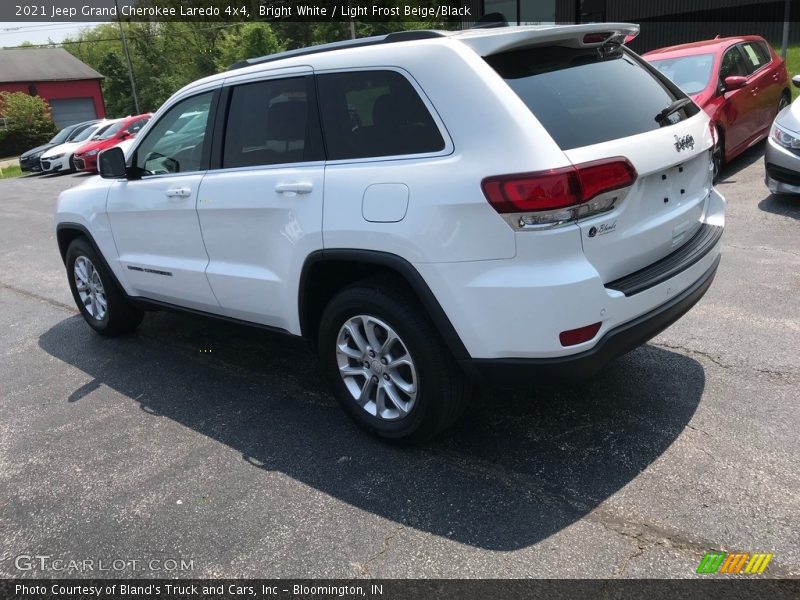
(165, 186), (191, 199)
(275, 182), (313, 195)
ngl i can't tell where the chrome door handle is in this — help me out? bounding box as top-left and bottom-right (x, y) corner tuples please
(165, 186), (191, 199)
(275, 182), (313, 195)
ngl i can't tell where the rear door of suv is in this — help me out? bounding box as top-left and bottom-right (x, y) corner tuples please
(485, 41), (716, 285)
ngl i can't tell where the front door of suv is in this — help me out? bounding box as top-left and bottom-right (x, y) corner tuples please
(196, 71), (325, 330)
(106, 89), (220, 310)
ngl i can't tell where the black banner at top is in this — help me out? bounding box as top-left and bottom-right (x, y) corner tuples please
(1, 0), (799, 23)
(2, 0), (471, 23)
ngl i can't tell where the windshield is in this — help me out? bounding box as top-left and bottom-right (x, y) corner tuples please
(99, 121), (124, 140)
(486, 46), (698, 150)
(66, 123), (93, 142)
(49, 126), (75, 144)
(74, 123), (107, 142)
(648, 54), (715, 96)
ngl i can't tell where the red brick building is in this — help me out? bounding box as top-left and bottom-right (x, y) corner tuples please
(0, 48), (105, 128)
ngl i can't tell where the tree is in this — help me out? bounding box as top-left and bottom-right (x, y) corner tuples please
(215, 23), (285, 70)
(0, 92), (58, 157)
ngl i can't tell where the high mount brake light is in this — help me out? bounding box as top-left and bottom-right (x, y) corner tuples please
(481, 158), (637, 225)
(583, 33), (611, 44)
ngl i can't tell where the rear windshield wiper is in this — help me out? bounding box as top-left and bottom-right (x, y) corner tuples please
(655, 98), (692, 126)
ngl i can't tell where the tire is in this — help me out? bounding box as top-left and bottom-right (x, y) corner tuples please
(318, 279), (470, 443)
(778, 94), (790, 115)
(65, 237), (144, 336)
(711, 125), (723, 183)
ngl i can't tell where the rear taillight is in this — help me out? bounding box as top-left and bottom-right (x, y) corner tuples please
(481, 167), (579, 214)
(482, 157), (636, 228)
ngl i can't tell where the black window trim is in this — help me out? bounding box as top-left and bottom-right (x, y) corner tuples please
(313, 66), (454, 166)
(211, 72), (325, 172)
(739, 41), (773, 78)
(127, 86), (221, 180)
(720, 43), (757, 83)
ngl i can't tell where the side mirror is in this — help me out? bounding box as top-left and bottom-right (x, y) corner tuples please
(793, 75), (800, 89)
(118, 130), (130, 140)
(98, 146), (128, 179)
(723, 76), (748, 91)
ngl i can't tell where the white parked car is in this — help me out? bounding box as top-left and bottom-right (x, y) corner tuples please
(41, 119), (115, 173)
(765, 75), (800, 193)
(54, 24), (725, 441)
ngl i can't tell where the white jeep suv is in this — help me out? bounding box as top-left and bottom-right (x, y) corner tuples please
(55, 24), (725, 441)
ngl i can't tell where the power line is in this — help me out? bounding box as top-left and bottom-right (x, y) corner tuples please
(0, 22), (245, 49)
(0, 23), (83, 34)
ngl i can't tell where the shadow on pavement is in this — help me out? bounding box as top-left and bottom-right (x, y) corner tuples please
(39, 310), (705, 551)
(758, 192), (800, 220)
(716, 139), (765, 185)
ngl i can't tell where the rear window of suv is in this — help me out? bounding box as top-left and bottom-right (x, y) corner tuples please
(486, 45), (699, 150)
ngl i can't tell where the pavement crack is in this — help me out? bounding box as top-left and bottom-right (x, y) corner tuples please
(356, 524), (405, 578)
(651, 342), (730, 369)
(652, 342), (799, 380)
(0, 280), (76, 314)
(724, 243), (800, 259)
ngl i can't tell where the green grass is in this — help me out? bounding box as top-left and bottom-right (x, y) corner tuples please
(778, 45), (799, 101)
(0, 165), (22, 179)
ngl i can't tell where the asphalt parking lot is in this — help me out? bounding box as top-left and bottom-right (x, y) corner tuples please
(0, 147), (798, 579)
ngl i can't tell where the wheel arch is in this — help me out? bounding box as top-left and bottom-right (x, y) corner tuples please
(56, 223), (127, 294)
(298, 250), (470, 361)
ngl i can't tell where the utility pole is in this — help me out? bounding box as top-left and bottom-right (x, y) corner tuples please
(781, 0), (791, 59)
(114, 0), (140, 114)
(347, 0), (356, 39)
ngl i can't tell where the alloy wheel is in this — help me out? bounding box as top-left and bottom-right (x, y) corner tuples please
(73, 256), (107, 320)
(335, 315), (418, 420)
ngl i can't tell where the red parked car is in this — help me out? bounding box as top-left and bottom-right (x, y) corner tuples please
(73, 113), (152, 173)
(644, 36), (789, 178)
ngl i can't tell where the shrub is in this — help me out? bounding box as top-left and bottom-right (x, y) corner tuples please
(0, 92), (59, 158)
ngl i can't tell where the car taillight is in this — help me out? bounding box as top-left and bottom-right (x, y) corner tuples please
(481, 167), (579, 214)
(482, 158), (636, 227)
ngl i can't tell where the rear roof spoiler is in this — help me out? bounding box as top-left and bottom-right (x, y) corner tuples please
(455, 23), (640, 57)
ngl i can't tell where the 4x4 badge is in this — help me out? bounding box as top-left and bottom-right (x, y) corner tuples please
(674, 134), (695, 152)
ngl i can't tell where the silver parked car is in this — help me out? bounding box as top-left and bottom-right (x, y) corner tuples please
(765, 75), (800, 193)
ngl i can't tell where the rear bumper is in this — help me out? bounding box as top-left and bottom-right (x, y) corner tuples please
(462, 254), (720, 385)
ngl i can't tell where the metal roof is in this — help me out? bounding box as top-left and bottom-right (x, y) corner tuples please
(0, 48), (103, 83)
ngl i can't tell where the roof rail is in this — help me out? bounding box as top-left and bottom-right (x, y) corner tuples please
(228, 30), (449, 71)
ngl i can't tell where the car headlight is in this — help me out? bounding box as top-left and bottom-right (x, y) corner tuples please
(771, 125), (800, 150)
(45, 153), (64, 160)
(85, 149), (99, 157)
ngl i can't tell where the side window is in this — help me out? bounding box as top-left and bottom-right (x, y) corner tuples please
(741, 42), (770, 74)
(135, 92), (212, 176)
(317, 70), (445, 160)
(223, 76), (321, 168)
(719, 47), (748, 80)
